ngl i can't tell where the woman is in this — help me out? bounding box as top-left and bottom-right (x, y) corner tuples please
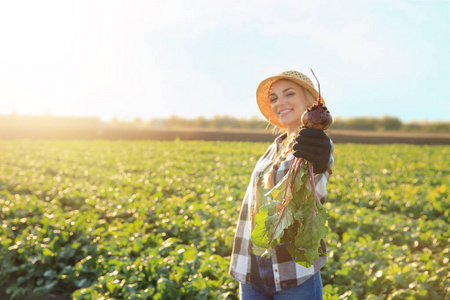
(229, 70), (334, 299)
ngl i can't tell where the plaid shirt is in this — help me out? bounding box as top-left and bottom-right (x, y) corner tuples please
(229, 133), (334, 291)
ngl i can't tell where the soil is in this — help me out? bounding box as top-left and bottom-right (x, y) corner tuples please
(1, 128), (449, 145)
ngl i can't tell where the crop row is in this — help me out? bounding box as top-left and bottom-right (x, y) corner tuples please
(0, 141), (448, 299)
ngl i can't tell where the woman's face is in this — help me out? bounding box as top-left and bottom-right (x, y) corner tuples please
(269, 80), (310, 133)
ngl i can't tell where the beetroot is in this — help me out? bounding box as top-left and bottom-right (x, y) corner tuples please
(301, 69), (333, 130)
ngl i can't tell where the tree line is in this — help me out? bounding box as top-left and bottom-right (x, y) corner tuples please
(1, 114), (448, 133)
(147, 115), (449, 133)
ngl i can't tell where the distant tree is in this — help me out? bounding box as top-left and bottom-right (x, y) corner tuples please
(402, 121), (450, 133)
(195, 117), (208, 128)
(208, 116), (236, 129)
(328, 117), (344, 130)
(166, 115), (182, 128)
(380, 116), (402, 131)
(241, 116), (267, 130)
(344, 117), (378, 131)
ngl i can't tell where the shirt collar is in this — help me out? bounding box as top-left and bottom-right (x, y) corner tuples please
(274, 133), (288, 151)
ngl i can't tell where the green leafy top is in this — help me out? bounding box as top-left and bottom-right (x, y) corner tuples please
(251, 160), (330, 267)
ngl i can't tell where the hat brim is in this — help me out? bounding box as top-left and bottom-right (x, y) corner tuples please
(256, 75), (325, 129)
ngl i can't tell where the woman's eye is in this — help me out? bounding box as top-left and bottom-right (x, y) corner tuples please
(270, 98), (277, 103)
(286, 93), (295, 96)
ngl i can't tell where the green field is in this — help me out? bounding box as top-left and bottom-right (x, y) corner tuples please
(0, 141), (448, 299)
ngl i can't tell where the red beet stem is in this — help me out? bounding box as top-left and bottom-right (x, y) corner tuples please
(310, 68), (322, 106)
(291, 158), (304, 188)
(308, 161), (318, 244)
(269, 157), (304, 245)
(283, 157), (297, 201)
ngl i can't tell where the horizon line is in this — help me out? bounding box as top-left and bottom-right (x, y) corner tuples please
(0, 112), (449, 124)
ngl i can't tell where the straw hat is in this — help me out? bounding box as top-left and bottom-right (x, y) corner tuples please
(256, 70), (325, 129)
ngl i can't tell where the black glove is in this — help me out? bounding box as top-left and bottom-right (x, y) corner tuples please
(293, 128), (331, 173)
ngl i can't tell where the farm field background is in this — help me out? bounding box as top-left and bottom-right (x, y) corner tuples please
(0, 140), (448, 299)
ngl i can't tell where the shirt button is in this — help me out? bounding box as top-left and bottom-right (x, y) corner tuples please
(274, 269), (278, 272)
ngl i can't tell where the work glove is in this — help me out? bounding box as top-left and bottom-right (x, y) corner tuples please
(293, 128), (331, 174)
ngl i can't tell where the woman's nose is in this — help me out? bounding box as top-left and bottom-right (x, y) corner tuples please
(275, 95), (286, 105)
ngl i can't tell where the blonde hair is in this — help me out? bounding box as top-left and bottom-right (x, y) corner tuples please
(263, 133), (297, 189)
(302, 87), (316, 107)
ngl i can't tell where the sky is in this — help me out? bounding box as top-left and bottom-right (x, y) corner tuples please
(0, 0), (449, 122)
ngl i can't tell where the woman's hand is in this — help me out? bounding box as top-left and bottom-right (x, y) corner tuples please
(293, 128), (331, 173)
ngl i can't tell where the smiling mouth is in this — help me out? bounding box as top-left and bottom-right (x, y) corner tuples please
(278, 109), (293, 117)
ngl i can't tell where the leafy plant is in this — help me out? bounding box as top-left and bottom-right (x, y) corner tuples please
(0, 141), (448, 299)
(251, 161), (329, 267)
